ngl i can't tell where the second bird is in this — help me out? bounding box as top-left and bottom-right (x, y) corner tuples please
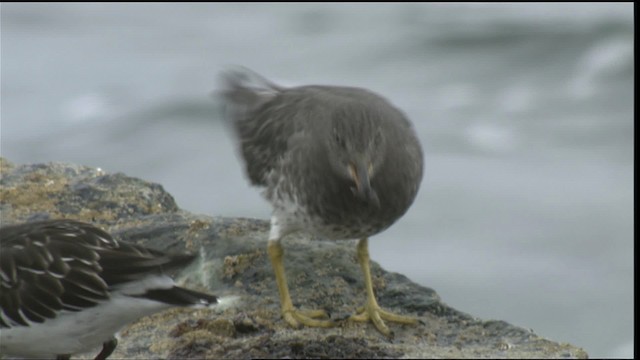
(219, 67), (424, 336)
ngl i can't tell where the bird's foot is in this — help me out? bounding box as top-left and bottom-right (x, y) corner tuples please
(349, 304), (418, 337)
(282, 307), (335, 328)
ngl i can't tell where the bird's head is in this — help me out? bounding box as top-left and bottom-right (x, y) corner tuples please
(325, 104), (387, 208)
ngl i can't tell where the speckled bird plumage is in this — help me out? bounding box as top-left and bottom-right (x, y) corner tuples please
(0, 219), (218, 359)
(221, 68), (423, 240)
(219, 67), (424, 336)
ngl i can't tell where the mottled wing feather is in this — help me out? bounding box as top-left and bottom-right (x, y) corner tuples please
(0, 220), (197, 329)
(97, 245), (195, 286)
(0, 220), (111, 328)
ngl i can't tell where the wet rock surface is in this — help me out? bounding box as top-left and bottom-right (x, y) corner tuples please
(0, 158), (589, 359)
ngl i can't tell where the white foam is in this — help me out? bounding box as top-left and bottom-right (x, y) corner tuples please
(465, 123), (518, 153)
(568, 36), (633, 99)
(62, 93), (110, 124)
(498, 84), (534, 114)
(437, 83), (477, 110)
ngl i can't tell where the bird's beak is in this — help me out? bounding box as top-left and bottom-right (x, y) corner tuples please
(348, 162), (380, 208)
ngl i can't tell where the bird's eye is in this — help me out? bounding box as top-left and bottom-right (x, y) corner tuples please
(369, 128), (383, 151)
(373, 129), (383, 145)
(334, 130), (346, 148)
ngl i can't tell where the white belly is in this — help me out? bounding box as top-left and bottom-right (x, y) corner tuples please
(0, 295), (171, 358)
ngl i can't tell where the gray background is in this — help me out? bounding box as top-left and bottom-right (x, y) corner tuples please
(1, 3), (633, 358)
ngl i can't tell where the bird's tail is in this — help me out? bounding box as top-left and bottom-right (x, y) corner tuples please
(217, 66), (282, 122)
(134, 286), (219, 307)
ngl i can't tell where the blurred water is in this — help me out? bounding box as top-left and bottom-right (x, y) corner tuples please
(0, 3), (633, 358)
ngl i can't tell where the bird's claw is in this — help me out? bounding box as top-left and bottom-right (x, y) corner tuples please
(282, 308), (335, 328)
(349, 303), (418, 337)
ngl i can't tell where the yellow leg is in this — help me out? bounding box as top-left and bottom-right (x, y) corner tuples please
(267, 239), (334, 328)
(349, 238), (418, 336)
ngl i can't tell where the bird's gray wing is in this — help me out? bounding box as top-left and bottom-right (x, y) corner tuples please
(218, 68), (312, 187)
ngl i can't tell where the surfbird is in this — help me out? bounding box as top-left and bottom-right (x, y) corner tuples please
(0, 219), (219, 359)
(219, 68), (424, 336)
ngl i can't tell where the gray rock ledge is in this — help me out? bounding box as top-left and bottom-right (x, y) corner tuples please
(0, 158), (588, 359)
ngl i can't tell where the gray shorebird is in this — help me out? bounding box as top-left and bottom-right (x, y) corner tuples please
(219, 68), (424, 336)
(0, 219), (218, 359)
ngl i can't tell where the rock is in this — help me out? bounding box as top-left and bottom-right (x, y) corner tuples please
(0, 157), (589, 359)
